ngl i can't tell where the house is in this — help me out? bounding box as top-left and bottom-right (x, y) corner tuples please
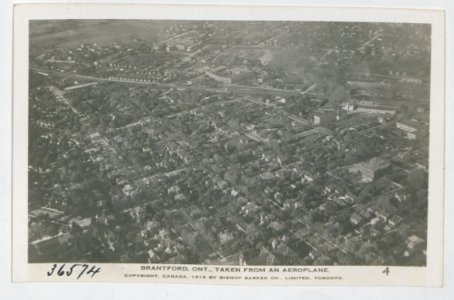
(376, 209), (392, 223)
(274, 242), (300, 263)
(350, 213), (364, 226)
(174, 193), (188, 201)
(70, 217), (92, 229)
(122, 184), (135, 196)
(206, 251), (246, 265)
(333, 197), (350, 207)
(370, 216), (382, 225)
(302, 173), (314, 183)
(248, 245), (278, 265)
(319, 202), (338, 216)
(341, 101), (356, 112)
(241, 202), (260, 216)
(167, 185), (180, 194)
(147, 249), (160, 263)
(388, 215), (403, 227)
(359, 209), (373, 220)
(394, 191), (408, 203)
(406, 235), (425, 249)
(268, 220), (286, 232)
(215, 179), (229, 190)
(323, 184), (337, 195)
(219, 231), (235, 247)
(396, 223), (412, 237)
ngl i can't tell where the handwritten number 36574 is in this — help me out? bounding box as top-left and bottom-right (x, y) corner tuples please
(47, 264), (101, 279)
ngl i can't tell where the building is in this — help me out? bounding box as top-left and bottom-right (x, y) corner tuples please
(231, 71), (256, 84)
(396, 120), (420, 139)
(205, 70), (231, 84)
(406, 235), (425, 249)
(399, 77), (423, 85)
(313, 110), (336, 127)
(30, 231), (73, 257)
(356, 104), (396, 115)
(205, 67), (256, 85)
(347, 80), (393, 98)
(350, 213), (364, 226)
(349, 157), (390, 182)
(29, 207), (63, 219)
(341, 101), (356, 112)
(396, 120), (418, 132)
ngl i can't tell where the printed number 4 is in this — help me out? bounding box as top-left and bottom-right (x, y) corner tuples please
(382, 267), (390, 276)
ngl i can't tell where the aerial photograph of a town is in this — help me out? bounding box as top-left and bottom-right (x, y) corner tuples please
(28, 20), (431, 266)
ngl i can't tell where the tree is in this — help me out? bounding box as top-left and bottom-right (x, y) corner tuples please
(407, 169), (428, 190)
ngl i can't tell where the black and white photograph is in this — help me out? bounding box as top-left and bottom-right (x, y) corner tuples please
(10, 3), (446, 286)
(27, 19), (432, 266)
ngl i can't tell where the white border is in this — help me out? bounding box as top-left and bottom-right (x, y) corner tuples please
(2, 0), (454, 299)
(13, 3), (445, 286)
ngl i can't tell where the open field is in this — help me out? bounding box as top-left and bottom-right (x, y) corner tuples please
(30, 20), (171, 49)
